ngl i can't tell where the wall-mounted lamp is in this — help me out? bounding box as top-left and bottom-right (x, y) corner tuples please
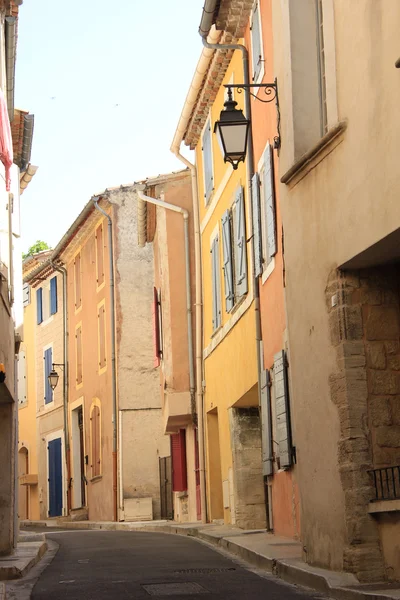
(213, 80), (280, 170)
(48, 362), (64, 391)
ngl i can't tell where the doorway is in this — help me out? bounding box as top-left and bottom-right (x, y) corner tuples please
(18, 447), (29, 520)
(71, 406), (86, 509)
(207, 409), (224, 520)
(159, 456), (173, 520)
(48, 438), (63, 517)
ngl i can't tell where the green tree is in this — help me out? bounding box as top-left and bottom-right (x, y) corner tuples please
(22, 240), (51, 260)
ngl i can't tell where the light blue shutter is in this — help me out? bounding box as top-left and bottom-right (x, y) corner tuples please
(203, 122), (213, 202)
(274, 350), (292, 468)
(251, 2), (262, 81)
(211, 237), (222, 330)
(44, 347), (53, 404)
(260, 369), (273, 476)
(251, 173), (263, 277)
(221, 210), (234, 312)
(50, 276), (57, 315)
(36, 288), (43, 324)
(263, 144), (277, 260)
(234, 187), (248, 298)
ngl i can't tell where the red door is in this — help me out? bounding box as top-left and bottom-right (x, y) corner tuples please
(194, 428), (201, 520)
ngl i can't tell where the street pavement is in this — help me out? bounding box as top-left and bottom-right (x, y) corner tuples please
(15, 529), (330, 600)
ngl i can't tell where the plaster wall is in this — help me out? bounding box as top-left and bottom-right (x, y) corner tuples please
(272, 0), (400, 574)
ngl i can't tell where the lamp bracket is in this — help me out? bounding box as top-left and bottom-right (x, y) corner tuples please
(52, 363), (65, 371)
(224, 79), (281, 150)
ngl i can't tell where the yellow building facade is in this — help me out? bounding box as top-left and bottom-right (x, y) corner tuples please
(194, 50), (265, 528)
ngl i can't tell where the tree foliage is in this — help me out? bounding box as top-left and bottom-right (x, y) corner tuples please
(22, 240), (51, 260)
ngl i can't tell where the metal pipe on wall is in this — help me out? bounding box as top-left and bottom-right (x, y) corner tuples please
(93, 198), (118, 522)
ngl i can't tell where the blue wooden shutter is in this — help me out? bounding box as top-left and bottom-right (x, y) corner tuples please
(221, 210), (234, 312)
(274, 350), (293, 468)
(211, 236), (222, 331)
(50, 276), (57, 315)
(251, 1), (262, 81)
(252, 173), (263, 277)
(263, 144), (277, 260)
(48, 438), (62, 517)
(36, 288), (43, 324)
(44, 347), (53, 404)
(260, 369), (273, 476)
(203, 122), (213, 202)
(234, 187), (248, 298)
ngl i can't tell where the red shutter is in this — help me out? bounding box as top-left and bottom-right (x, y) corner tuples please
(171, 429), (187, 492)
(152, 287), (161, 367)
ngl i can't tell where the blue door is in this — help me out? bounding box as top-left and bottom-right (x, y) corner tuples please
(48, 438), (62, 517)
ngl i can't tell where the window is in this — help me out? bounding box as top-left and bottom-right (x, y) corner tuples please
(44, 347), (53, 405)
(171, 429), (187, 492)
(202, 119), (214, 203)
(17, 350), (27, 407)
(316, 0), (328, 136)
(250, 1), (263, 83)
(98, 303), (106, 370)
(36, 288), (43, 324)
(210, 233), (222, 331)
(221, 187), (248, 313)
(152, 287), (162, 368)
(95, 224), (104, 288)
(50, 276), (57, 315)
(74, 252), (82, 310)
(91, 404), (101, 478)
(76, 325), (83, 385)
(273, 350), (293, 469)
(260, 144), (277, 267)
(36, 277), (58, 324)
(23, 283), (30, 307)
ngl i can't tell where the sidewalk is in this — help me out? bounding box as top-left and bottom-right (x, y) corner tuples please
(0, 531), (47, 581)
(20, 519), (400, 600)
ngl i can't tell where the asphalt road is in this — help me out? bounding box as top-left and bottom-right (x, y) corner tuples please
(24, 530), (328, 600)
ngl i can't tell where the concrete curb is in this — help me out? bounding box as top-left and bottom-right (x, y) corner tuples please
(0, 542), (47, 581)
(0, 583), (5, 600)
(20, 521), (400, 600)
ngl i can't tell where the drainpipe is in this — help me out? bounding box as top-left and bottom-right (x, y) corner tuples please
(50, 261), (71, 514)
(136, 190), (195, 404)
(7, 193), (14, 306)
(199, 27), (265, 515)
(93, 198), (118, 522)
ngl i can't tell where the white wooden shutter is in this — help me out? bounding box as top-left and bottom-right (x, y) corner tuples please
(211, 236), (222, 331)
(221, 210), (234, 312)
(251, 2), (262, 81)
(202, 122), (214, 202)
(274, 350), (292, 468)
(234, 187), (248, 298)
(260, 369), (273, 476)
(263, 143), (277, 260)
(23, 283), (30, 307)
(251, 173), (263, 277)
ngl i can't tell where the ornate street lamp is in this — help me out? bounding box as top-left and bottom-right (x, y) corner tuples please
(214, 81), (280, 168)
(214, 88), (250, 170)
(48, 363), (64, 391)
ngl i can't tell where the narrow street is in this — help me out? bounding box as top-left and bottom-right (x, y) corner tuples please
(16, 530), (327, 600)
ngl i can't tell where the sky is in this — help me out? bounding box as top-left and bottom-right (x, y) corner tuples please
(15, 0), (204, 253)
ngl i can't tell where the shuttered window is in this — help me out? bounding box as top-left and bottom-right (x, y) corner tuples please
(74, 253), (82, 310)
(202, 120), (214, 203)
(152, 287), (162, 368)
(17, 350), (27, 406)
(23, 283), (30, 307)
(76, 325), (83, 385)
(274, 350), (293, 469)
(96, 224), (104, 287)
(233, 187), (248, 298)
(50, 276), (57, 315)
(44, 347), (53, 405)
(36, 288), (43, 324)
(262, 144), (277, 264)
(251, 173), (263, 277)
(171, 429), (187, 492)
(250, 1), (263, 82)
(98, 304), (106, 370)
(221, 210), (234, 313)
(260, 369), (273, 475)
(210, 235), (222, 331)
(91, 405), (101, 478)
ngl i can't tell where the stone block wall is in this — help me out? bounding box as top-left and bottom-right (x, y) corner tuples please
(327, 265), (400, 582)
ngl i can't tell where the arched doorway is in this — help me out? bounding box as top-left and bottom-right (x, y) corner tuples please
(18, 447), (29, 520)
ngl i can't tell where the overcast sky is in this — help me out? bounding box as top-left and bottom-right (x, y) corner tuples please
(16, 0), (203, 252)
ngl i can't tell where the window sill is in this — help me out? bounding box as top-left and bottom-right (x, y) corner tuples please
(261, 257), (276, 285)
(281, 120), (347, 186)
(176, 491), (188, 499)
(368, 499), (400, 514)
(230, 293), (248, 316)
(90, 475), (102, 484)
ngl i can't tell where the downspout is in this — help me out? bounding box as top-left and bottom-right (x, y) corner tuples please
(8, 193), (14, 306)
(50, 261), (71, 514)
(136, 190), (195, 404)
(200, 26), (265, 517)
(93, 198), (118, 522)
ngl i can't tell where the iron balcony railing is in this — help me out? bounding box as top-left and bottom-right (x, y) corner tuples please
(369, 466), (400, 502)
